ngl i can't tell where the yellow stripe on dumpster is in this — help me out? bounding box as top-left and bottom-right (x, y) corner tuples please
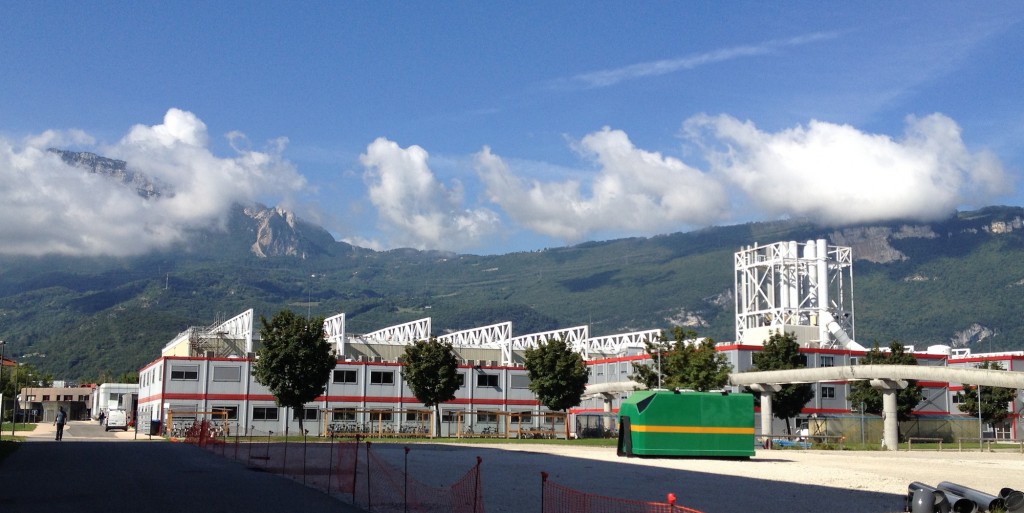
(630, 425), (755, 435)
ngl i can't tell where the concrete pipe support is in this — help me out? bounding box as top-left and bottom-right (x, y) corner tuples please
(870, 379), (907, 451)
(748, 384), (781, 441)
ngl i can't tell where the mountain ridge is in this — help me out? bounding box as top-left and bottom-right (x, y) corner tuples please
(2, 151), (1023, 379)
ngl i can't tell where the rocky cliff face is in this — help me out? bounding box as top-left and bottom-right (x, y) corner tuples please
(828, 225), (938, 264)
(246, 206), (313, 258)
(950, 323), (996, 348)
(49, 149), (171, 199)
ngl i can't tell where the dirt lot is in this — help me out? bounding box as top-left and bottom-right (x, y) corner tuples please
(365, 443), (1024, 513)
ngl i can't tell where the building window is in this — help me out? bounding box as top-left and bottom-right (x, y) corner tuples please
(821, 386), (836, 399)
(405, 410), (429, 422)
(63, 395), (72, 401)
(78, 395), (88, 401)
(821, 356), (835, 367)
(477, 374), (499, 387)
(952, 393), (962, 404)
(332, 408), (356, 422)
(510, 375), (530, 389)
(850, 357), (858, 366)
(42, 395), (50, 401)
(293, 408), (319, 421)
(212, 366), (241, 382)
(27, 395), (36, 401)
(370, 371), (394, 385)
(368, 411), (393, 422)
(512, 411), (532, 424)
(456, 373), (465, 387)
(171, 365), (199, 380)
(440, 410), (458, 422)
(477, 411), (498, 423)
(252, 407), (279, 420)
(333, 370), (357, 384)
(212, 406), (238, 420)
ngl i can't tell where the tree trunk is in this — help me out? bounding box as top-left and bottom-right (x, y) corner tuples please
(433, 404), (440, 438)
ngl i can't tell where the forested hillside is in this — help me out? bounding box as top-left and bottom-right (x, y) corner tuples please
(1, 205), (1022, 380)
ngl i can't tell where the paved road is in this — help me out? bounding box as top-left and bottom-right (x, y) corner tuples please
(0, 422), (365, 513)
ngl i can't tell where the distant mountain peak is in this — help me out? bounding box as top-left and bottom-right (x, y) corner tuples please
(245, 205), (304, 258)
(48, 148), (172, 199)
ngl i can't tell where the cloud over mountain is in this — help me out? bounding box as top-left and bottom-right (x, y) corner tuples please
(475, 128), (728, 242)
(359, 137), (500, 251)
(685, 113), (1010, 225)
(0, 109), (1010, 256)
(0, 108), (307, 256)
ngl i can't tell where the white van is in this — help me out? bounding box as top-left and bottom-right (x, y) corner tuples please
(105, 409), (129, 431)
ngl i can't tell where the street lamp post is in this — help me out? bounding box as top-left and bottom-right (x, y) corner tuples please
(978, 385), (984, 443)
(0, 340), (5, 442)
(11, 360), (17, 438)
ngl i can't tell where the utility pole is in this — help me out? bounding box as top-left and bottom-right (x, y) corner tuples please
(11, 361), (17, 437)
(0, 340), (5, 442)
(978, 385), (984, 443)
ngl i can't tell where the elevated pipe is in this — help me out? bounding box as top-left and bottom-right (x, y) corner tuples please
(583, 381), (645, 398)
(730, 365), (1024, 389)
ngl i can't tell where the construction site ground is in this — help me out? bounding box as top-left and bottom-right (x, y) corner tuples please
(367, 442), (1024, 513)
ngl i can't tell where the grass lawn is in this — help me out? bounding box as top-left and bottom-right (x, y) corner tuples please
(0, 422), (37, 433)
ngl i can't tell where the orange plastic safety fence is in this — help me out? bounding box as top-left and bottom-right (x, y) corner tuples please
(207, 434), (483, 513)
(541, 473), (703, 513)
(356, 443), (485, 513)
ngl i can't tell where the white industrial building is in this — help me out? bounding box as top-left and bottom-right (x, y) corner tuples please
(136, 239), (1024, 441)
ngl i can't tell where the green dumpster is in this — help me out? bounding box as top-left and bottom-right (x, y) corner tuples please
(617, 390), (754, 458)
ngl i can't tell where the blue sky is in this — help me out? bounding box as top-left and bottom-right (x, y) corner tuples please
(1, 2), (1022, 256)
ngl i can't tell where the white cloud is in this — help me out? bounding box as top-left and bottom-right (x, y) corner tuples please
(684, 113), (1011, 224)
(475, 127), (727, 242)
(0, 108), (308, 256)
(359, 137), (500, 250)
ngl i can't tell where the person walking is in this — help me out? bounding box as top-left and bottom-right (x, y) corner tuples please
(54, 406), (67, 441)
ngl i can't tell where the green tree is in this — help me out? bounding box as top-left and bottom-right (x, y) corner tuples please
(252, 310), (336, 434)
(401, 338), (460, 436)
(115, 371), (139, 384)
(524, 337), (589, 412)
(748, 331), (815, 434)
(847, 342), (923, 422)
(1, 362), (50, 399)
(956, 361), (1017, 427)
(632, 327), (732, 392)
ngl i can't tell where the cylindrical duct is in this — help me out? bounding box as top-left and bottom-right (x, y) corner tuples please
(815, 239), (829, 342)
(908, 482), (951, 513)
(787, 240), (798, 309)
(938, 482), (1002, 512)
(909, 482), (976, 513)
(999, 488), (1024, 512)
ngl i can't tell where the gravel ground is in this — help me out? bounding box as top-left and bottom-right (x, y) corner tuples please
(363, 443), (1024, 513)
